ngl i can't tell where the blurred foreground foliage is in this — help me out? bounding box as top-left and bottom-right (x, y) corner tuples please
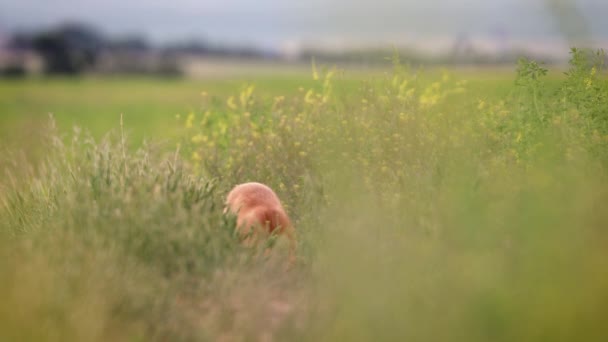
(2, 49), (608, 341)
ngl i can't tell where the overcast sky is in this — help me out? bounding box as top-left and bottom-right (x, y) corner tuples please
(1, 0), (607, 48)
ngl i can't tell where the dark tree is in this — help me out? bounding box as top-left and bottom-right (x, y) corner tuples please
(32, 23), (104, 74)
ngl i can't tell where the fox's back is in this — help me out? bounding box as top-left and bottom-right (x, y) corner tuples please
(227, 182), (282, 211)
(226, 182), (291, 231)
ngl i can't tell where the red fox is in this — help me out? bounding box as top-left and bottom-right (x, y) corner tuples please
(225, 182), (296, 265)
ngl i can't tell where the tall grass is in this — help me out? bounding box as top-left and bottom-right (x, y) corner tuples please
(2, 49), (608, 341)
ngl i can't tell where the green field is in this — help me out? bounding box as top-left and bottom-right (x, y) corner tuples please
(0, 76), (316, 145)
(1, 53), (608, 341)
(0, 69), (518, 144)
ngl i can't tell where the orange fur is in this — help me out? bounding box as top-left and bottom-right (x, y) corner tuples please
(225, 182), (296, 265)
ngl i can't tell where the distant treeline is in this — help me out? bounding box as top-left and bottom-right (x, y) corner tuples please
(300, 48), (562, 67)
(2, 22), (593, 77)
(1, 23), (276, 76)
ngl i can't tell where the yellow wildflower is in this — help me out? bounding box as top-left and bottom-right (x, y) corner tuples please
(305, 89), (315, 104)
(185, 113), (195, 128)
(191, 151), (202, 161)
(227, 96), (238, 110)
(191, 134), (207, 144)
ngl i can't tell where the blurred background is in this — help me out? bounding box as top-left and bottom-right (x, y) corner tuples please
(1, 0), (607, 77)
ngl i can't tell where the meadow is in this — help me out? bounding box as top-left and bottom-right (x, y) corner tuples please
(1, 50), (607, 341)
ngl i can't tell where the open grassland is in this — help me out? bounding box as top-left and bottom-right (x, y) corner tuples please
(1, 51), (608, 341)
(0, 76), (322, 145)
(0, 67), (525, 145)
